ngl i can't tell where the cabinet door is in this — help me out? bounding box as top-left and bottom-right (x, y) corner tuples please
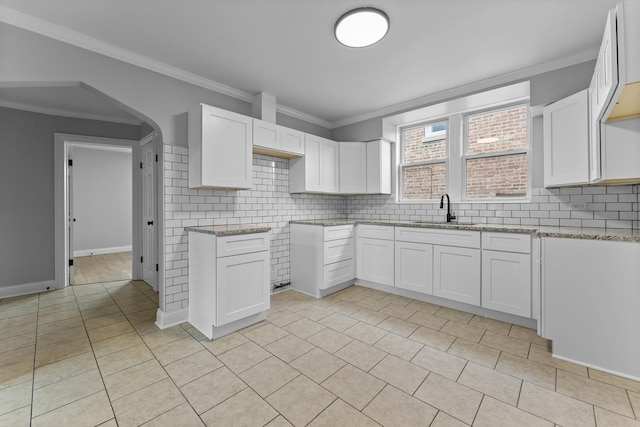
(253, 119), (280, 151)
(395, 241), (433, 294)
(481, 250), (531, 317)
(366, 140), (392, 194)
(304, 135), (323, 192)
(281, 127), (305, 155)
(356, 237), (394, 286)
(592, 9), (618, 120)
(216, 251), (270, 326)
(433, 246), (480, 305)
(339, 142), (367, 194)
(543, 89), (589, 187)
(589, 85), (602, 182)
(322, 139), (340, 193)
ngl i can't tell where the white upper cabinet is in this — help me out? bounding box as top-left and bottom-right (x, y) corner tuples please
(543, 89), (590, 187)
(290, 134), (339, 193)
(188, 103), (253, 190)
(339, 142), (367, 194)
(253, 119), (305, 158)
(366, 140), (392, 194)
(591, 9), (618, 124)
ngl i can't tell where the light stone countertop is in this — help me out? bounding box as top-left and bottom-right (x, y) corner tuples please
(185, 225), (271, 236)
(289, 219), (640, 242)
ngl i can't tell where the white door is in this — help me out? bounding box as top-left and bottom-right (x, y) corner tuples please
(141, 139), (157, 289)
(68, 153), (75, 285)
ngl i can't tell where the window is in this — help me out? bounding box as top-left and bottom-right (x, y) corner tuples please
(464, 104), (529, 199)
(400, 121), (447, 201)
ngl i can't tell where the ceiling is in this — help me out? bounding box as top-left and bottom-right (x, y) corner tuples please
(0, 0), (620, 128)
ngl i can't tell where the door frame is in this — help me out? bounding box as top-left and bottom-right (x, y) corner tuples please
(54, 133), (141, 288)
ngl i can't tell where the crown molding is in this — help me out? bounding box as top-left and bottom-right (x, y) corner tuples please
(0, 100), (143, 125)
(276, 104), (333, 129)
(330, 47), (599, 129)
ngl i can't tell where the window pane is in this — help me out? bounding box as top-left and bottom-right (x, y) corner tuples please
(403, 122), (447, 162)
(402, 163), (446, 200)
(466, 154), (527, 199)
(466, 105), (528, 155)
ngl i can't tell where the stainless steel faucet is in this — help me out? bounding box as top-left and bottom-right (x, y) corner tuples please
(440, 193), (456, 223)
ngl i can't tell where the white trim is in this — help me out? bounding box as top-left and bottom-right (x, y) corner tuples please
(275, 104), (332, 129)
(69, 142), (132, 154)
(155, 308), (188, 330)
(0, 280), (56, 298)
(0, 100), (142, 125)
(73, 246), (132, 257)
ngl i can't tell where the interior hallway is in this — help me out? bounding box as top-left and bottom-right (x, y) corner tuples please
(73, 252), (132, 285)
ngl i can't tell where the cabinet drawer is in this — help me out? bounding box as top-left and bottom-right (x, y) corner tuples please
(323, 259), (355, 290)
(323, 238), (354, 265)
(396, 227), (480, 248)
(216, 233), (270, 257)
(323, 225), (354, 241)
(482, 232), (531, 253)
(357, 224), (395, 240)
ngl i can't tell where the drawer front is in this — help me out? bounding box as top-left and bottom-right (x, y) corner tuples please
(356, 224), (395, 240)
(323, 224), (354, 241)
(322, 259), (355, 290)
(482, 232), (531, 253)
(216, 233), (270, 257)
(396, 227), (480, 248)
(323, 238), (354, 265)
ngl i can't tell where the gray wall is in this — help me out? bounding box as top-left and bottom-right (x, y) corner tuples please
(0, 107), (140, 289)
(72, 146), (132, 255)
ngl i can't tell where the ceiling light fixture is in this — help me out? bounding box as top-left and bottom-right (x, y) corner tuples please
(334, 7), (390, 48)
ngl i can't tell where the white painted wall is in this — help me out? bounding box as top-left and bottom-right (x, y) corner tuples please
(72, 145), (132, 256)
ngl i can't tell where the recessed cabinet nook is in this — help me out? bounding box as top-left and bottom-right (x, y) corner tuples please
(543, 0), (640, 187)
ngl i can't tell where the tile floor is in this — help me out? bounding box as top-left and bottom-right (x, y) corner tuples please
(73, 252), (132, 285)
(1, 282), (639, 426)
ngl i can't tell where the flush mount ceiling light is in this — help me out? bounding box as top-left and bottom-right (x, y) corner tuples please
(335, 7), (390, 48)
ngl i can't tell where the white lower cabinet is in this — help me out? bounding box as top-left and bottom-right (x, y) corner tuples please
(481, 250), (531, 317)
(395, 241), (433, 294)
(433, 245), (481, 305)
(356, 225), (394, 286)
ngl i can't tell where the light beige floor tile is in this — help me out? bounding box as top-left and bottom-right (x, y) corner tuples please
(83, 312), (127, 331)
(588, 369), (640, 394)
(112, 377), (185, 427)
(265, 415), (294, 427)
(306, 328), (353, 353)
(495, 352), (556, 390)
(264, 334), (315, 362)
(381, 293), (413, 307)
(508, 325), (550, 346)
(364, 385), (438, 427)
(180, 366), (246, 414)
(594, 406), (640, 427)
(290, 348), (346, 384)
(350, 308), (388, 326)
(164, 349), (223, 387)
(97, 419), (118, 427)
(0, 346), (35, 388)
(200, 331), (249, 355)
(282, 318), (326, 339)
(405, 299), (440, 314)
(243, 323), (290, 346)
(469, 315), (512, 335)
(480, 330), (530, 358)
(0, 332), (35, 354)
(267, 375), (336, 426)
(344, 322), (388, 345)
(0, 380), (31, 416)
(37, 301), (78, 315)
(440, 321), (485, 343)
(141, 325), (190, 349)
(319, 312), (359, 332)
(474, 395), (552, 427)
(0, 405), (31, 427)
(267, 309), (303, 327)
(322, 364), (385, 410)
(518, 381), (595, 427)
(0, 313), (37, 339)
(407, 311), (448, 330)
(38, 295), (76, 307)
(556, 369), (635, 418)
(37, 308), (81, 325)
(218, 341), (272, 373)
(374, 332), (423, 361)
(447, 338), (500, 368)
(35, 316), (84, 336)
(33, 351), (96, 389)
(356, 296), (391, 311)
(284, 300), (315, 313)
(411, 345), (467, 381)
(32, 369), (104, 417)
(629, 391), (640, 419)
(430, 411), (470, 426)
(414, 373), (482, 424)
(35, 336), (91, 368)
(79, 304), (121, 320)
(31, 390), (114, 427)
(92, 331), (143, 358)
(335, 340), (387, 371)
(117, 300), (157, 315)
(369, 354), (429, 395)
(103, 359), (167, 400)
(377, 316), (419, 337)
(527, 343), (588, 376)
(87, 320), (135, 343)
(457, 362), (521, 406)
(150, 336), (204, 366)
(434, 307), (473, 323)
(96, 343), (154, 377)
(200, 387), (278, 427)
(36, 325), (87, 348)
(0, 306), (38, 322)
(141, 402), (204, 427)
(239, 356), (300, 397)
(409, 326), (456, 351)
(379, 303), (418, 320)
(310, 399), (379, 427)
(295, 305), (333, 322)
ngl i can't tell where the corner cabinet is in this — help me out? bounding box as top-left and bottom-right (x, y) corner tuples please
(188, 104), (253, 190)
(188, 230), (270, 339)
(289, 135), (339, 193)
(339, 142), (367, 194)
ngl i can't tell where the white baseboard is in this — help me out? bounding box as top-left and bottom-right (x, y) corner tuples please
(0, 280), (58, 298)
(74, 245), (132, 257)
(155, 308), (188, 330)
